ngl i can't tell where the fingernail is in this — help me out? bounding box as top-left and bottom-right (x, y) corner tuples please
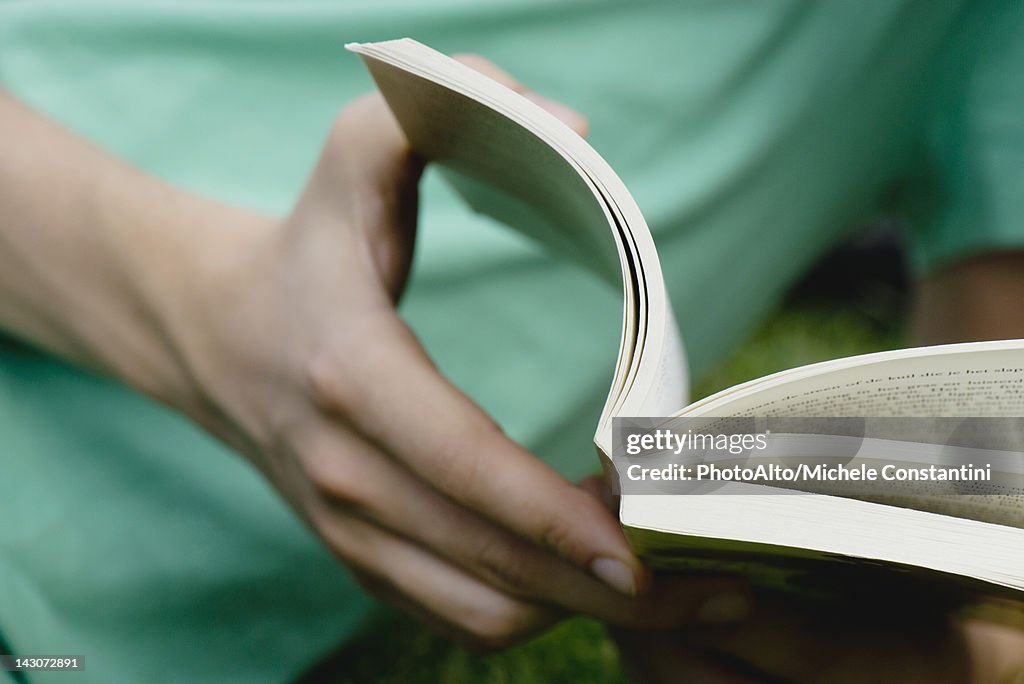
(523, 92), (588, 134)
(591, 557), (637, 597)
(696, 592), (751, 625)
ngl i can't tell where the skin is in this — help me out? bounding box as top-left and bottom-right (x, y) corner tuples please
(1, 50), (1022, 675)
(913, 252), (1024, 346)
(0, 59), (750, 653)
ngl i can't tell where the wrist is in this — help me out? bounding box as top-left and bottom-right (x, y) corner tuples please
(0, 90), (284, 455)
(93, 167), (282, 437)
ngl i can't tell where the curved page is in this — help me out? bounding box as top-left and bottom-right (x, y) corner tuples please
(348, 39), (688, 455)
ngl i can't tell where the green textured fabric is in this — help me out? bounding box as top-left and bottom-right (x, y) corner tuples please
(0, 1), (1021, 681)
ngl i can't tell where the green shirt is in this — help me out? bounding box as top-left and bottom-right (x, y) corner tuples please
(1, 1), (1021, 681)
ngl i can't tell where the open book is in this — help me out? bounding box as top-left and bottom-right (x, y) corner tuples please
(349, 39), (1024, 615)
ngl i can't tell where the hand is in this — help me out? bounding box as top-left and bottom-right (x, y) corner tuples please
(612, 588), (1024, 683)
(141, 58), (750, 649)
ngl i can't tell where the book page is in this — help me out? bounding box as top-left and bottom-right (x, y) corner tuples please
(348, 40), (690, 457)
(678, 340), (1024, 523)
(621, 487), (1024, 600)
(682, 340), (1024, 418)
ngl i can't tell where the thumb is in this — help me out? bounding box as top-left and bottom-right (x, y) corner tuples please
(326, 92), (425, 195)
(298, 93), (424, 301)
